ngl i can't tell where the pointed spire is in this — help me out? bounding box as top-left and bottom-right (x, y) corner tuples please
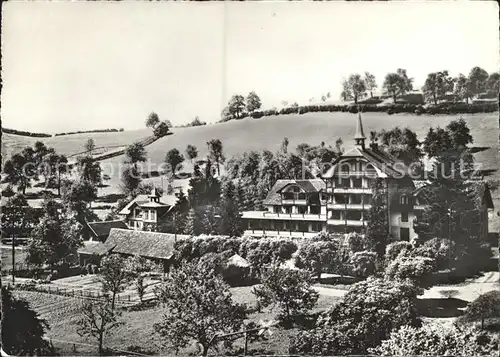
(354, 109), (366, 150)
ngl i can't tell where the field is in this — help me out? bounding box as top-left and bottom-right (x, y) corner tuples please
(3, 111), (499, 230)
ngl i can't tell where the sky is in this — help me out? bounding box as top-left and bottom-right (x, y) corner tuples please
(2, 1), (499, 133)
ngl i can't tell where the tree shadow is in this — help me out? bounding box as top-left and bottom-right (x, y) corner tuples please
(470, 146), (490, 154)
(418, 297), (469, 318)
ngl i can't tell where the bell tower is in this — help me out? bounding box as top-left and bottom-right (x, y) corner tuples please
(354, 111), (366, 150)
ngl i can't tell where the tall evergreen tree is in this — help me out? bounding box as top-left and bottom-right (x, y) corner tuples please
(219, 181), (243, 237)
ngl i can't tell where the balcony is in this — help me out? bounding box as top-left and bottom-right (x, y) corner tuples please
(329, 187), (372, 194)
(243, 230), (319, 239)
(281, 199), (307, 205)
(414, 205), (426, 210)
(327, 203), (372, 210)
(242, 211), (327, 221)
(333, 171), (378, 178)
(327, 219), (366, 227)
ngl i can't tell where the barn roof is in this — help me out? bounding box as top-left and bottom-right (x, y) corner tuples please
(87, 220), (129, 239)
(105, 228), (189, 260)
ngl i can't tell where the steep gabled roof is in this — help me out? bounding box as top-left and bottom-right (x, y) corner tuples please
(87, 220), (129, 238)
(118, 194), (178, 215)
(263, 179), (326, 205)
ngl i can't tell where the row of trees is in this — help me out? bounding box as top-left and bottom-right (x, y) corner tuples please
(342, 66), (497, 105)
(221, 91), (262, 121)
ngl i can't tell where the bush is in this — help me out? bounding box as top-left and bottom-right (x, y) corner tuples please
(349, 250), (378, 278)
(462, 291), (500, 329)
(2, 128), (52, 137)
(385, 255), (436, 288)
(385, 241), (413, 261)
(153, 121), (170, 137)
(413, 238), (456, 270)
(291, 278), (421, 355)
(370, 324), (499, 356)
(345, 232), (372, 253)
(53, 128), (120, 136)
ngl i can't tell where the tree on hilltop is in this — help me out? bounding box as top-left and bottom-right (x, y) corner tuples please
(185, 144), (198, 164)
(246, 91), (262, 113)
(364, 72), (377, 98)
(227, 95), (246, 119)
(146, 112), (160, 129)
(165, 148), (185, 178)
(422, 70), (454, 105)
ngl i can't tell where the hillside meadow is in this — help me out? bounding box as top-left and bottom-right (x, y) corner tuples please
(3, 112), (499, 230)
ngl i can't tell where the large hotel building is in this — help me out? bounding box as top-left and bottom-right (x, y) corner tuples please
(241, 113), (493, 241)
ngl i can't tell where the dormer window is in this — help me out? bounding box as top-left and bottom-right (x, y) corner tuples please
(400, 194), (409, 205)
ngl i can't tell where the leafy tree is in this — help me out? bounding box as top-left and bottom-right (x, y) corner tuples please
(207, 139), (225, 176)
(370, 324), (499, 356)
(165, 148), (185, 178)
(340, 79), (353, 101)
(120, 166), (141, 196)
(165, 119), (173, 128)
(346, 73), (367, 104)
(227, 94), (246, 119)
(468, 66), (489, 96)
(220, 106), (232, 122)
(462, 291), (500, 329)
(295, 240), (340, 279)
(42, 153), (68, 195)
(153, 121), (170, 137)
(76, 155), (102, 186)
(364, 72), (377, 98)
(382, 69), (413, 103)
(422, 126), (453, 158)
(3, 152), (36, 194)
(291, 278), (421, 355)
(1, 287), (51, 356)
(77, 298), (122, 355)
(185, 144), (198, 163)
(1, 184), (15, 198)
(146, 112), (160, 129)
(27, 199), (83, 269)
(365, 178), (389, 258)
(446, 117), (473, 149)
(153, 261), (247, 356)
(252, 266), (319, 320)
(382, 73), (401, 103)
(422, 70), (454, 104)
(378, 126), (423, 165)
(246, 91), (262, 113)
(453, 73), (474, 103)
(485, 72), (500, 94)
(61, 179), (99, 225)
(99, 255), (135, 310)
(349, 250), (378, 278)
(345, 232), (373, 253)
(125, 142), (147, 170)
(85, 138), (96, 154)
(219, 181), (243, 237)
(1, 194), (38, 238)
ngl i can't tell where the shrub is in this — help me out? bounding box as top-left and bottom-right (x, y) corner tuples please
(413, 238), (456, 270)
(370, 324), (499, 356)
(295, 240), (340, 279)
(385, 255), (436, 288)
(462, 291), (500, 329)
(385, 241), (412, 261)
(349, 250), (378, 278)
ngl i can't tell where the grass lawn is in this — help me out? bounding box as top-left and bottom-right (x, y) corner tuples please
(14, 284), (340, 356)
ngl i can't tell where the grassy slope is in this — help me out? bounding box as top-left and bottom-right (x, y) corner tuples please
(3, 112), (499, 229)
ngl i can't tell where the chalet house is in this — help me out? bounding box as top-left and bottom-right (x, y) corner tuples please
(85, 220), (129, 242)
(241, 179), (328, 238)
(118, 187), (178, 231)
(242, 112), (494, 241)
